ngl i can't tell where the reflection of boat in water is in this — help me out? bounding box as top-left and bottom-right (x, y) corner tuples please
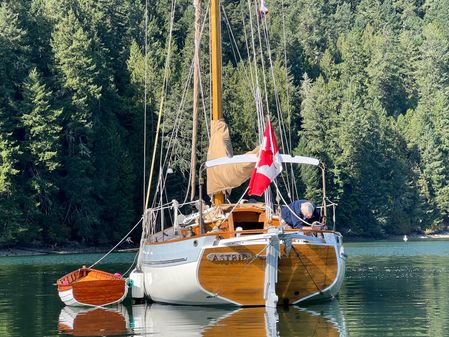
(131, 300), (347, 337)
(279, 301), (347, 337)
(58, 305), (130, 336)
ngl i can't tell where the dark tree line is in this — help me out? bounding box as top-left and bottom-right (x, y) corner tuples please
(0, 0), (447, 245)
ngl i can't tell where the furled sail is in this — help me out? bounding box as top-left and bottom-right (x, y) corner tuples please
(207, 120), (258, 195)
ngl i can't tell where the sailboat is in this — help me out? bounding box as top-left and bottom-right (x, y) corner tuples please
(129, 0), (346, 307)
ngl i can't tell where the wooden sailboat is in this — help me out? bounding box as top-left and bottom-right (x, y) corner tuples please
(57, 267), (128, 307)
(130, 0), (346, 307)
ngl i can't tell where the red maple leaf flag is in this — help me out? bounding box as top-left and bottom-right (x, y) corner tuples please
(248, 120), (283, 196)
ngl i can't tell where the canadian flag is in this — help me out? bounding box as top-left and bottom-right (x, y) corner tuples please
(248, 120), (282, 196)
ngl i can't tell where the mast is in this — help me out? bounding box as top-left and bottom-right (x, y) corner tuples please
(210, 0), (225, 205)
(190, 0), (201, 200)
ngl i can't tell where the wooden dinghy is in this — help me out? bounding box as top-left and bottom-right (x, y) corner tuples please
(57, 267), (128, 307)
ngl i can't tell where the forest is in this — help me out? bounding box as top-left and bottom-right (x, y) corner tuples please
(0, 0), (448, 246)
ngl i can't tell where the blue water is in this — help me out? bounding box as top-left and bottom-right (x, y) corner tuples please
(0, 240), (448, 336)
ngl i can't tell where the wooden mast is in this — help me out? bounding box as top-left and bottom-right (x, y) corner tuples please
(190, 0), (201, 200)
(210, 0), (225, 205)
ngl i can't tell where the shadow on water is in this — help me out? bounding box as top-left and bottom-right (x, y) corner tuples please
(57, 300), (347, 337)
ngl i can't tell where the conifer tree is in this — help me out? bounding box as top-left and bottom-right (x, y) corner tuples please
(20, 68), (64, 242)
(51, 10), (101, 242)
(0, 3), (29, 243)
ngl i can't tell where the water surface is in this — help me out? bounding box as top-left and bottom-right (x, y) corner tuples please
(0, 239), (448, 336)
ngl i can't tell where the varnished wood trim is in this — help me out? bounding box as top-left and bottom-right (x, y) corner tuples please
(57, 268), (123, 291)
(72, 279), (126, 306)
(198, 242), (339, 306)
(277, 243), (338, 304)
(198, 245), (267, 306)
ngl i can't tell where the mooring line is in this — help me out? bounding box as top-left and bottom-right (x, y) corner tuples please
(291, 245), (323, 295)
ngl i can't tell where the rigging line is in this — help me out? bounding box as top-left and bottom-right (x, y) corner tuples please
(280, 0), (293, 153)
(188, 1), (211, 142)
(291, 245), (323, 294)
(159, 114), (166, 234)
(199, 66), (210, 140)
(240, 1), (256, 94)
(324, 242), (329, 287)
(152, 59), (193, 208)
(262, 21), (289, 155)
(215, 186), (249, 228)
(145, 0), (177, 210)
(247, 0), (265, 138)
(253, 0), (271, 121)
(161, 3), (210, 177)
(279, 0), (297, 200)
(153, 50), (199, 207)
(157, 66), (193, 209)
(260, 20), (292, 198)
(246, 0), (263, 137)
(277, 31), (298, 202)
(161, 63), (194, 168)
(261, 15), (295, 198)
(197, 3), (211, 143)
(159, 164), (175, 226)
(222, 5), (255, 95)
(222, 6), (239, 66)
(264, 2), (298, 201)
(143, 0), (148, 213)
(156, 60), (195, 207)
(89, 217), (143, 269)
(273, 180), (312, 226)
(158, 5), (209, 206)
(122, 249), (139, 277)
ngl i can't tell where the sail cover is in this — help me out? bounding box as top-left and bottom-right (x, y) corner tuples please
(207, 120), (257, 195)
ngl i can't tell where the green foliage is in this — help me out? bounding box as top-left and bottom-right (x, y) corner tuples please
(2, 0), (449, 244)
(19, 68), (64, 242)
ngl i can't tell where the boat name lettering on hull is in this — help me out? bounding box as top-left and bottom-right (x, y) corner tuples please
(206, 252), (253, 262)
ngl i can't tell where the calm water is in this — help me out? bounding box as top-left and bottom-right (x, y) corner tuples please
(0, 240), (448, 337)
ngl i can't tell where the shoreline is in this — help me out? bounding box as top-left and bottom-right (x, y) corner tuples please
(0, 245), (138, 257)
(1, 232), (448, 257)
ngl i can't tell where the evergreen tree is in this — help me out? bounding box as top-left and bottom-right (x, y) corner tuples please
(297, 73), (340, 202)
(51, 10), (102, 242)
(406, 20), (449, 230)
(0, 3), (29, 243)
(19, 68), (64, 242)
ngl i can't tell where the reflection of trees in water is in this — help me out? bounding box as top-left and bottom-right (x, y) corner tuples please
(340, 253), (449, 336)
(423, 258), (449, 337)
(2, 265), (55, 337)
